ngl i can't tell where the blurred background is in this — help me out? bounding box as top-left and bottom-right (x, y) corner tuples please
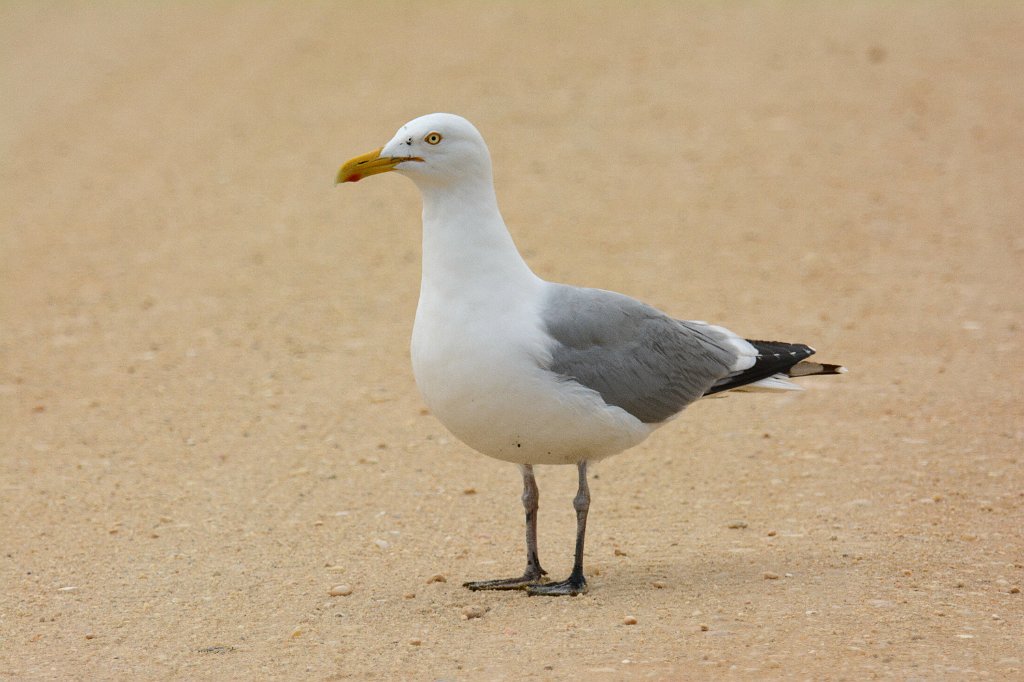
(2, 3), (1021, 679)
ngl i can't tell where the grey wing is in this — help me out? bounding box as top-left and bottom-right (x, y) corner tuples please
(541, 284), (742, 423)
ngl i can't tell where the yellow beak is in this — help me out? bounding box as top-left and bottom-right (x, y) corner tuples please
(336, 147), (423, 184)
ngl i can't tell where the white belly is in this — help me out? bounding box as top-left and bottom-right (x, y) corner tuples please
(411, 289), (652, 465)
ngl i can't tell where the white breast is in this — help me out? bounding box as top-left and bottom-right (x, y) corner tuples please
(411, 280), (652, 465)
(406, 168), (652, 465)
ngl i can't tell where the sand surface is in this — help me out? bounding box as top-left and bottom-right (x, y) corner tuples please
(2, 3), (1022, 679)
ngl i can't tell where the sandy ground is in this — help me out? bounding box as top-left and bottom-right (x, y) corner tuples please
(2, 2), (1022, 679)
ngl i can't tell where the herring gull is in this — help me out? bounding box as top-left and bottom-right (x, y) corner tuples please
(336, 113), (845, 596)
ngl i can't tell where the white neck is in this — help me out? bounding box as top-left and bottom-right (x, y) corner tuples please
(416, 177), (539, 302)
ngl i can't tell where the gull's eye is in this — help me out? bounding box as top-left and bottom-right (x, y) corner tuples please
(424, 131), (443, 145)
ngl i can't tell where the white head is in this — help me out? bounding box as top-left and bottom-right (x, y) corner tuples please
(337, 113), (492, 190)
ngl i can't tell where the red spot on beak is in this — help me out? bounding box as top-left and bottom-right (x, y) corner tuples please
(346, 174), (362, 183)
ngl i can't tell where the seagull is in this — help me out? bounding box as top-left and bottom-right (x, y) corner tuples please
(336, 113), (845, 596)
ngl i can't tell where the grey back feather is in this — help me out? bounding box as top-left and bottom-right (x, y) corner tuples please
(542, 285), (740, 423)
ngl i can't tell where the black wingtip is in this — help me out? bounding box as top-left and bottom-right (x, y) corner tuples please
(703, 340), (815, 395)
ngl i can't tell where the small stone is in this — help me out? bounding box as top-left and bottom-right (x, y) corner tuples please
(403, 593), (416, 599)
(463, 488), (476, 495)
(409, 638), (422, 646)
(767, 530), (777, 537)
(727, 520), (748, 529)
(427, 574), (447, 584)
(651, 581), (666, 589)
(1010, 586), (1020, 594)
(461, 605), (487, 620)
(84, 633), (96, 640)
(614, 548), (628, 556)
(700, 624), (710, 632)
(328, 584), (353, 597)
(763, 572), (780, 580)
(623, 616), (638, 625)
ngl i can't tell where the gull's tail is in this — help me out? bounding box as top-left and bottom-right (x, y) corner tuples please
(704, 340), (847, 396)
(786, 360), (848, 378)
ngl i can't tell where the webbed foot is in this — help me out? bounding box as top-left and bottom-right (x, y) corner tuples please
(526, 573), (586, 596)
(464, 567), (546, 591)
